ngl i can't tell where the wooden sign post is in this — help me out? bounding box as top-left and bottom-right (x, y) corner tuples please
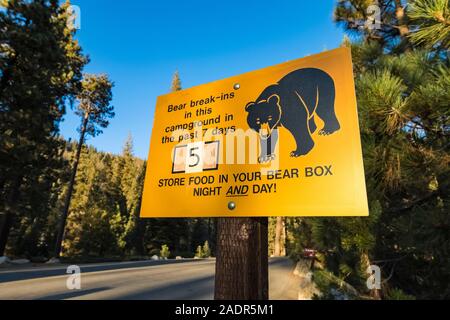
(140, 48), (368, 300)
(215, 218), (268, 300)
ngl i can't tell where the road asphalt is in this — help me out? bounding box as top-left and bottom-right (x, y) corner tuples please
(0, 257), (299, 300)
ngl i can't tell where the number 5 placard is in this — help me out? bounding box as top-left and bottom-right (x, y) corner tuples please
(172, 141), (220, 174)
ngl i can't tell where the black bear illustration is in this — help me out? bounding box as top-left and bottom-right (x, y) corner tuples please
(246, 68), (340, 163)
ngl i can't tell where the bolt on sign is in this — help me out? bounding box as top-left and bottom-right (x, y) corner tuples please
(140, 47), (369, 218)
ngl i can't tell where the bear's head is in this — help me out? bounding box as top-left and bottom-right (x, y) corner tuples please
(246, 94), (281, 139)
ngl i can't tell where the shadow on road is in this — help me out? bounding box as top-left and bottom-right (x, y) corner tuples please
(115, 275), (215, 300)
(37, 287), (112, 300)
(0, 258), (299, 300)
(0, 259), (205, 284)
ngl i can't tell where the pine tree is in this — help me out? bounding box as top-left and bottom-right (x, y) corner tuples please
(116, 135), (148, 256)
(304, 0), (450, 299)
(146, 71), (191, 254)
(109, 135), (135, 250)
(202, 240), (211, 258)
(76, 152), (119, 257)
(408, 0), (450, 49)
(0, 0), (87, 256)
(170, 70), (182, 92)
(160, 244), (170, 259)
(127, 161), (148, 255)
(334, 0), (412, 51)
(59, 139), (147, 258)
(54, 74), (114, 258)
(195, 245), (203, 258)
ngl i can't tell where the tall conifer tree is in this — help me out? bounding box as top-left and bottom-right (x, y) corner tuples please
(0, 0), (87, 256)
(54, 74), (114, 258)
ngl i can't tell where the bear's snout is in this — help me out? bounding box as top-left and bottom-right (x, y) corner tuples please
(260, 123), (272, 139)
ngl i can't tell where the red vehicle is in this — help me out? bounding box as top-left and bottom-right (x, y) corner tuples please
(303, 249), (317, 259)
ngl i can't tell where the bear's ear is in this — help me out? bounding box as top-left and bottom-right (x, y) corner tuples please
(245, 102), (255, 112)
(268, 94), (280, 106)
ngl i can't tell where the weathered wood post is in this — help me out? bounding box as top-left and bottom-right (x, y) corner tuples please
(214, 217), (268, 300)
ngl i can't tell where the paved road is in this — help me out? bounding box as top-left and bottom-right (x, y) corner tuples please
(0, 258), (298, 300)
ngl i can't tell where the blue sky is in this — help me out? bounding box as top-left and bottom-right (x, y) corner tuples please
(62, 0), (344, 159)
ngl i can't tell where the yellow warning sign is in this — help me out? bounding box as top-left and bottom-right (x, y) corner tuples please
(141, 47), (369, 217)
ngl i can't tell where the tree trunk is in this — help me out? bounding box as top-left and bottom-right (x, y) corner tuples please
(0, 176), (22, 256)
(281, 218), (286, 256)
(0, 213), (13, 257)
(54, 114), (88, 258)
(274, 217), (284, 257)
(214, 217), (268, 300)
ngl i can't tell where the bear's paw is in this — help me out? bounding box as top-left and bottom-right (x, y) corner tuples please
(319, 124), (340, 136)
(258, 154), (276, 163)
(290, 149), (312, 158)
(319, 129), (332, 136)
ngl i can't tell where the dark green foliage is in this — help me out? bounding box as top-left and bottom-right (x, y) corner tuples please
(290, 0), (449, 299)
(0, 0), (87, 256)
(53, 136), (212, 259)
(53, 72), (114, 258)
(334, 0), (412, 51)
(76, 74), (115, 137)
(1, 0), (448, 301)
(61, 138), (146, 258)
(408, 0), (450, 49)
